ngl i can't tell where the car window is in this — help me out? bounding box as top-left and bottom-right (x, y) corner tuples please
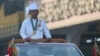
(15, 43), (83, 56)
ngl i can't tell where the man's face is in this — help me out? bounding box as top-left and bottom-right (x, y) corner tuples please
(29, 10), (39, 18)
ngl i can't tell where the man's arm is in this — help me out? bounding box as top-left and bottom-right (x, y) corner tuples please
(42, 20), (52, 39)
(20, 20), (29, 39)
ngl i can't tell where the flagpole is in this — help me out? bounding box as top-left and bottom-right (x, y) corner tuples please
(93, 37), (97, 56)
(12, 37), (15, 56)
(93, 37), (100, 56)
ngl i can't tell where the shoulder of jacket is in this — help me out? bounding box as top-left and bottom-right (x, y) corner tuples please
(23, 18), (30, 23)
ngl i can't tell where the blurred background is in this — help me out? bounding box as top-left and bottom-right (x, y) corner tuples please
(0, 0), (100, 56)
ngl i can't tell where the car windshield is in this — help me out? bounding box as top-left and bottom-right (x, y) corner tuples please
(15, 43), (83, 56)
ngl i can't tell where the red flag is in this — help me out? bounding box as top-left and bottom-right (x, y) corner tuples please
(7, 38), (14, 56)
(7, 47), (13, 56)
(92, 47), (98, 56)
(92, 38), (100, 56)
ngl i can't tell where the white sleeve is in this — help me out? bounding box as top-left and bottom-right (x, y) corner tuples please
(20, 20), (28, 39)
(42, 20), (52, 38)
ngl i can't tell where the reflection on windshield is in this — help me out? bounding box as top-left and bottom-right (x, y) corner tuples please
(16, 43), (82, 56)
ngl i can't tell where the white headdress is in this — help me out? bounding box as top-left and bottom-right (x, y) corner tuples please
(28, 3), (38, 10)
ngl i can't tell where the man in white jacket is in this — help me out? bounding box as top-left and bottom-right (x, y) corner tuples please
(20, 3), (51, 42)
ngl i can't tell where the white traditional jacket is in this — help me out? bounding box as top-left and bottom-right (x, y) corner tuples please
(20, 18), (51, 39)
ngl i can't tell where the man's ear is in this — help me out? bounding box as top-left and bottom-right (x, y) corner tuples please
(29, 10), (31, 15)
(37, 10), (39, 14)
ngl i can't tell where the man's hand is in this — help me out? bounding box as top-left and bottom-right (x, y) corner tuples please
(24, 38), (31, 42)
(46, 38), (51, 43)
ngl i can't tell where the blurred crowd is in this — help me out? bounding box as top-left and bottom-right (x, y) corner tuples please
(38, 0), (100, 23)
